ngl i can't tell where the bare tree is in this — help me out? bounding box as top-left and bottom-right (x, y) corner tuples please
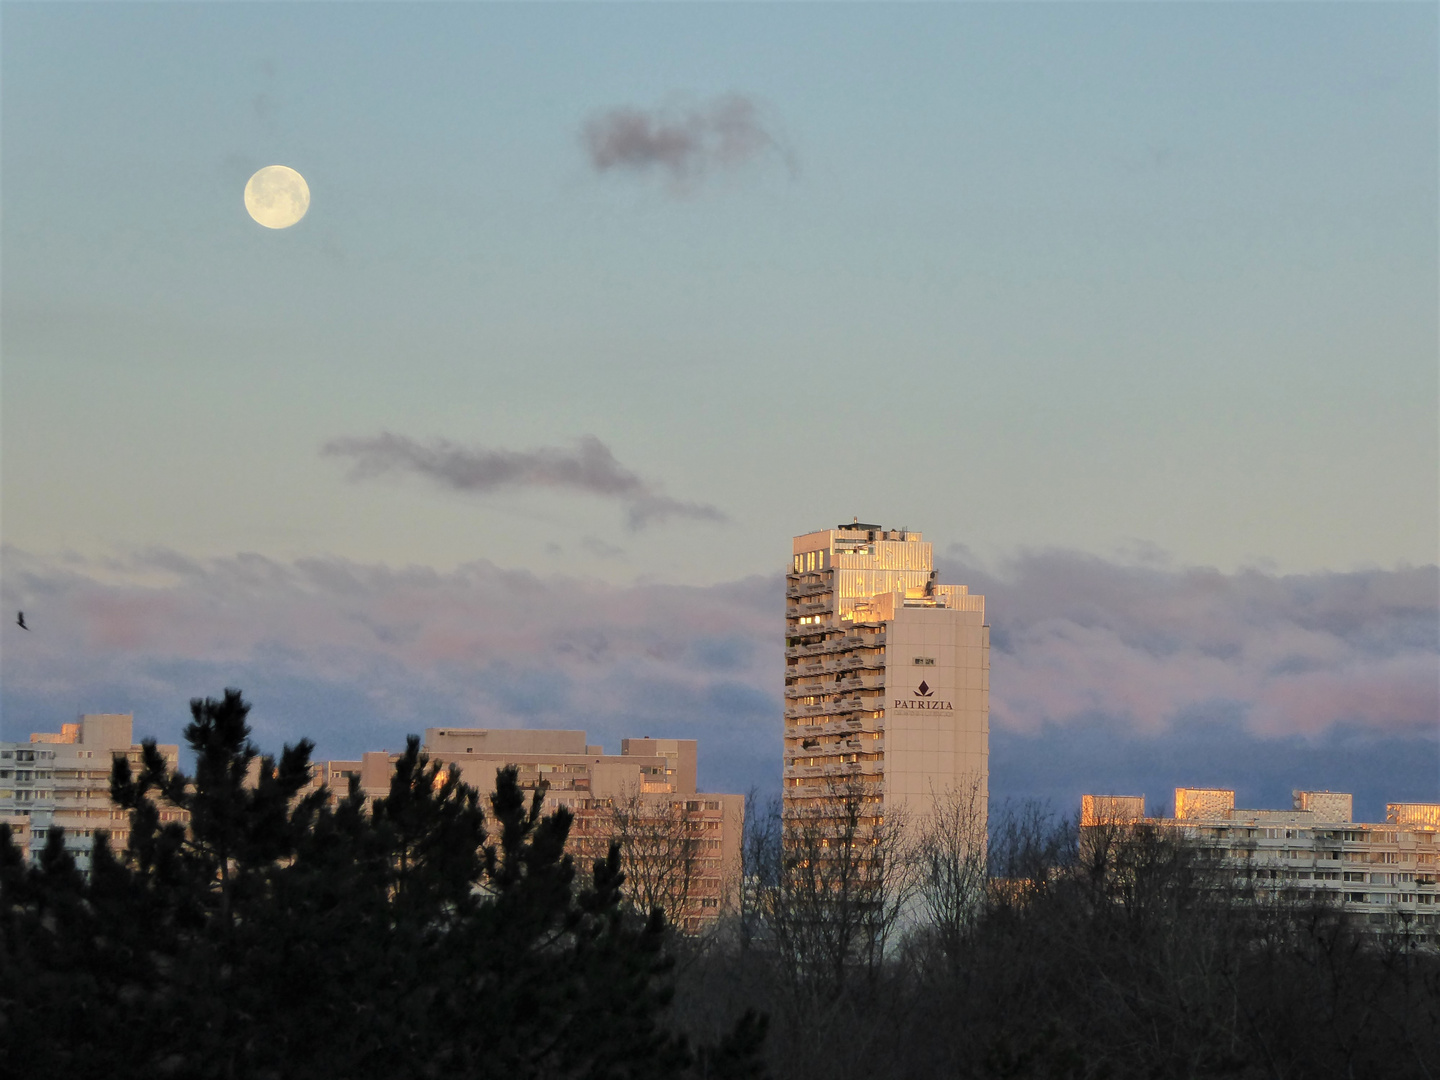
(763, 776), (913, 999)
(909, 777), (988, 972)
(606, 786), (705, 930)
(988, 796), (1076, 905)
(737, 787), (782, 953)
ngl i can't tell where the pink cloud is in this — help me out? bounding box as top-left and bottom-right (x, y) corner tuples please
(2, 545), (1432, 768)
(944, 550), (1437, 740)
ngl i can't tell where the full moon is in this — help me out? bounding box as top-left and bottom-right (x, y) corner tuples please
(244, 165), (310, 229)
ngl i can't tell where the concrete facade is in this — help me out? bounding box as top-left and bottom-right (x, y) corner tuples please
(784, 523), (989, 831)
(0, 714), (182, 866)
(1082, 786), (1440, 934)
(311, 728), (743, 932)
(5, 714), (741, 934)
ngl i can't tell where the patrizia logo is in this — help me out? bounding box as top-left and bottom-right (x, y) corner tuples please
(893, 680), (952, 711)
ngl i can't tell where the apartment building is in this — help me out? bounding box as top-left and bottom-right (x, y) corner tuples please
(310, 728), (744, 931)
(0, 714), (182, 866)
(1081, 786), (1440, 932)
(784, 523), (989, 830)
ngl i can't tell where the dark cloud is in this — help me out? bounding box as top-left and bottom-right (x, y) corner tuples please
(992, 717), (1438, 828)
(582, 95), (790, 191)
(321, 433), (725, 529)
(2, 546), (1432, 814)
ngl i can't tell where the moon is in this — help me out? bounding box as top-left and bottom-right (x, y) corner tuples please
(244, 165), (310, 229)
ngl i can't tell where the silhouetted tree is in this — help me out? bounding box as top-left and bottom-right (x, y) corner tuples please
(0, 688), (769, 1080)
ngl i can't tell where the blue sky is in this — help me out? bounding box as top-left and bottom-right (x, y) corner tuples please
(2, 3), (1436, 813)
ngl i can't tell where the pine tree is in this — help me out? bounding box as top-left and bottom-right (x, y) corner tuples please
(0, 689), (771, 1080)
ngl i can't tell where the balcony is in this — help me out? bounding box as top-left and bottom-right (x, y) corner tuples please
(789, 716), (874, 737)
(788, 655), (885, 679)
(835, 654), (884, 673)
(783, 678), (882, 700)
(785, 642), (836, 659)
(783, 759), (883, 781)
(834, 675), (883, 692)
(784, 700), (872, 722)
(786, 582), (832, 600)
(790, 735), (881, 755)
(784, 633), (885, 660)
(785, 685), (831, 701)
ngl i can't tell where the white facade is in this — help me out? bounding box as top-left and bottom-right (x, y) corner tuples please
(1083, 787), (1440, 932)
(784, 523), (989, 828)
(0, 742), (58, 853)
(0, 714), (180, 866)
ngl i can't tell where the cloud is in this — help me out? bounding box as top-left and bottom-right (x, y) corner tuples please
(2, 546), (1432, 817)
(321, 433), (725, 529)
(582, 95), (791, 191)
(0, 546), (780, 795)
(937, 548), (1439, 743)
(992, 717), (1437, 827)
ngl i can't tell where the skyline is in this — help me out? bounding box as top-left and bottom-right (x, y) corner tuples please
(2, 4), (1436, 818)
(3, 542), (1434, 825)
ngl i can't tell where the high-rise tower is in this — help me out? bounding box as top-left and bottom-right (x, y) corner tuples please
(784, 524), (989, 829)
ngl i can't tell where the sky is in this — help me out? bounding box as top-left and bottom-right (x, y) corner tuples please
(2, 3), (1436, 820)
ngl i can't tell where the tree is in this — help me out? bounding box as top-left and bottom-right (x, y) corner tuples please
(605, 786), (705, 930)
(909, 777), (988, 975)
(761, 776), (912, 1001)
(0, 688), (769, 1080)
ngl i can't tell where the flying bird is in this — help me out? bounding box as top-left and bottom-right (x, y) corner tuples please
(16, 612), (29, 630)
